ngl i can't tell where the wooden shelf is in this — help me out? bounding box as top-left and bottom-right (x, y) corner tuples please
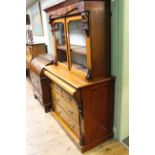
(57, 45), (67, 51)
(71, 45), (86, 55)
(60, 61), (67, 65)
(57, 45), (86, 55)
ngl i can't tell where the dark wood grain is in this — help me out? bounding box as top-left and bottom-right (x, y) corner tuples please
(44, 0), (110, 13)
(81, 78), (115, 145)
(29, 54), (54, 113)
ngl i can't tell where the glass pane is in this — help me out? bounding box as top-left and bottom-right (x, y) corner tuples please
(68, 20), (87, 73)
(54, 22), (67, 65)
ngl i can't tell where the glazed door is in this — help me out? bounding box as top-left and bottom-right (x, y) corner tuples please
(53, 19), (69, 68)
(66, 15), (91, 78)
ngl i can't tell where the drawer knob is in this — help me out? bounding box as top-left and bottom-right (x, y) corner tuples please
(58, 111), (62, 114)
(56, 98), (60, 102)
(68, 109), (73, 115)
(69, 122), (75, 129)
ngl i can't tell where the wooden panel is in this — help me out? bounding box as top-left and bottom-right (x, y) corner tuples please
(52, 91), (79, 123)
(30, 72), (42, 93)
(41, 77), (52, 112)
(51, 83), (62, 96)
(44, 0), (108, 13)
(61, 89), (72, 103)
(52, 112), (80, 145)
(81, 79), (114, 144)
(85, 1), (111, 79)
(26, 43), (47, 72)
(53, 102), (80, 137)
(45, 1), (85, 15)
(32, 44), (46, 57)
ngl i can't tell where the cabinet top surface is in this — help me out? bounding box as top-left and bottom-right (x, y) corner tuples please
(26, 43), (45, 46)
(44, 65), (114, 89)
(44, 0), (107, 12)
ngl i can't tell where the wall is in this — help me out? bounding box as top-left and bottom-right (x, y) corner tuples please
(27, 0), (65, 54)
(111, 0), (129, 141)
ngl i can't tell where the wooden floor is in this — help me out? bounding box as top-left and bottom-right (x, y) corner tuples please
(26, 78), (129, 155)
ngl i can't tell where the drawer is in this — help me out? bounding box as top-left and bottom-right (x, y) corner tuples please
(52, 91), (79, 123)
(54, 103), (80, 137)
(33, 89), (43, 104)
(30, 72), (40, 83)
(62, 89), (72, 103)
(51, 83), (61, 95)
(62, 89), (78, 107)
(30, 72), (42, 92)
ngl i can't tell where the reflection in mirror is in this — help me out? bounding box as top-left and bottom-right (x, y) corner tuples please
(55, 22), (67, 64)
(69, 20), (88, 73)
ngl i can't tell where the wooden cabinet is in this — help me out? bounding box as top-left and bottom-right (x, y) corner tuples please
(51, 85), (80, 137)
(43, 0), (114, 152)
(29, 54), (54, 112)
(26, 43), (47, 70)
(44, 68), (115, 152)
(45, 0), (111, 81)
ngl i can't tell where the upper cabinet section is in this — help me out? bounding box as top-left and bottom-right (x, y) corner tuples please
(66, 16), (89, 75)
(44, 0), (111, 81)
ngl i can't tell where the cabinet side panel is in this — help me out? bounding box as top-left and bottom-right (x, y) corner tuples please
(86, 1), (111, 78)
(82, 80), (114, 144)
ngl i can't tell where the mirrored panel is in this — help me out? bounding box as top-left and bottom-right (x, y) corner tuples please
(68, 20), (88, 73)
(54, 22), (67, 65)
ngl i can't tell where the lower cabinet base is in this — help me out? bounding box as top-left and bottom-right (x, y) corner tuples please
(52, 112), (80, 144)
(51, 111), (113, 153)
(80, 133), (114, 152)
(44, 69), (115, 152)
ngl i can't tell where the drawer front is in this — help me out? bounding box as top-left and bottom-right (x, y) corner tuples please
(30, 72), (42, 93)
(33, 80), (41, 93)
(61, 89), (72, 103)
(52, 91), (79, 123)
(61, 89), (77, 107)
(54, 103), (80, 137)
(34, 89), (43, 104)
(51, 83), (61, 95)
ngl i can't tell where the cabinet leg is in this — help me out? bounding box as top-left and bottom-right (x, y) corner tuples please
(44, 103), (52, 113)
(34, 94), (37, 99)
